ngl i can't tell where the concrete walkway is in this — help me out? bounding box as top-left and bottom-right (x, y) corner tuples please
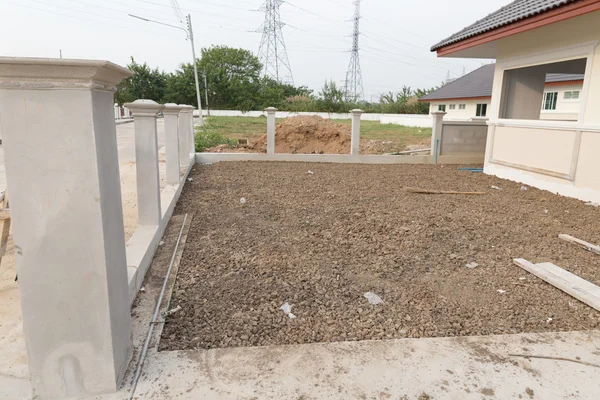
(0, 120), (168, 399)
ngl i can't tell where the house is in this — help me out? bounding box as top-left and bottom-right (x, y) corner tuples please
(420, 64), (584, 121)
(430, 0), (600, 203)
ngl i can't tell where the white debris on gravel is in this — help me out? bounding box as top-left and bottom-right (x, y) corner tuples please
(159, 240), (165, 246)
(465, 262), (479, 269)
(364, 292), (383, 305)
(187, 178), (194, 182)
(546, 317), (553, 323)
(491, 185), (502, 190)
(240, 197), (247, 204)
(164, 305), (182, 317)
(497, 290), (507, 294)
(521, 185), (528, 191)
(280, 302), (296, 319)
(307, 170), (314, 175)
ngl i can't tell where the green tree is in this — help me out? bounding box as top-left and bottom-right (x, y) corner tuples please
(316, 80), (347, 112)
(114, 57), (167, 105)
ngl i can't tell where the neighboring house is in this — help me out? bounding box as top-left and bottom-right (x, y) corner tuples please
(420, 64), (584, 121)
(430, 0), (600, 203)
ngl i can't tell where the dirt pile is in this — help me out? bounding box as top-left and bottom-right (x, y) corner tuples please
(250, 116), (353, 154)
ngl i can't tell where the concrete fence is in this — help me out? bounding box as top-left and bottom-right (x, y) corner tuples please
(197, 109), (433, 127)
(0, 57), (195, 399)
(197, 107), (486, 165)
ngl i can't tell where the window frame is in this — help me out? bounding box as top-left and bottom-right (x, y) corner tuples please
(438, 104), (446, 112)
(563, 90), (580, 101)
(458, 104), (466, 110)
(448, 104), (456, 110)
(476, 103), (488, 117)
(542, 91), (558, 111)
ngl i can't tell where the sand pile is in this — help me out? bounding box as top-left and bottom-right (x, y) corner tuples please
(250, 116), (353, 154)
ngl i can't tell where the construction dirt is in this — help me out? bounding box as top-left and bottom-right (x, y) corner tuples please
(160, 162), (600, 351)
(241, 115), (412, 155)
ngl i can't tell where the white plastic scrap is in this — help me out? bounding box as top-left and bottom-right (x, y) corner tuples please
(497, 289), (507, 294)
(465, 262), (479, 269)
(159, 240), (165, 246)
(520, 185), (528, 191)
(187, 178), (194, 182)
(546, 317), (553, 323)
(164, 305), (182, 317)
(491, 185), (502, 191)
(307, 170), (314, 175)
(240, 197), (247, 204)
(364, 292), (383, 305)
(280, 302), (296, 319)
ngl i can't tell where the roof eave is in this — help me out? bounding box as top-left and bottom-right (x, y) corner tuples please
(433, 0), (600, 57)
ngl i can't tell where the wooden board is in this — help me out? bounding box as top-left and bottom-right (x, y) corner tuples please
(559, 234), (600, 255)
(513, 258), (600, 312)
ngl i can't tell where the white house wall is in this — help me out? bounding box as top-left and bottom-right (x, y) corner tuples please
(483, 10), (600, 203)
(428, 100), (489, 120)
(540, 83), (583, 121)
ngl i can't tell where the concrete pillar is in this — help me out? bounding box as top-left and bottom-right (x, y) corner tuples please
(178, 105), (192, 166)
(163, 103), (183, 185)
(124, 100), (163, 226)
(265, 107), (277, 155)
(188, 107), (196, 158)
(430, 111), (446, 163)
(350, 109), (363, 156)
(0, 57), (133, 398)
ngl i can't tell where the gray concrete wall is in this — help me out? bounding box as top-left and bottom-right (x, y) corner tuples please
(439, 121), (488, 157)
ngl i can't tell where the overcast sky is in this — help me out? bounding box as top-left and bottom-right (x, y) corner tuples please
(0, 0), (508, 99)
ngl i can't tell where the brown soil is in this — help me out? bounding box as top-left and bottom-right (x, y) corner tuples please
(160, 162), (600, 351)
(249, 116), (363, 154)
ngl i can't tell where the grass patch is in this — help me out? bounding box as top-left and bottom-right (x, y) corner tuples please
(194, 118), (238, 152)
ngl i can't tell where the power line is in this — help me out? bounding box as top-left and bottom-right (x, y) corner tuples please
(344, 0), (363, 101)
(257, 0), (293, 84)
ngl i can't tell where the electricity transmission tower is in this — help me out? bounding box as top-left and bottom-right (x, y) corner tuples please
(344, 0), (364, 102)
(258, 0), (294, 84)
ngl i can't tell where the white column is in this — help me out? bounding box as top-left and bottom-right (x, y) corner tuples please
(350, 109), (363, 156)
(163, 104), (183, 185)
(187, 106), (196, 158)
(430, 111), (446, 163)
(124, 100), (163, 226)
(0, 57), (132, 398)
(178, 105), (192, 166)
(265, 107), (277, 155)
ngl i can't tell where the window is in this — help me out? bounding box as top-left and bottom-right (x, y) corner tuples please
(564, 90), (580, 100)
(448, 104), (456, 110)
(542, 92), (558, 110)
(459, 104), (466, 110)
(438, 104), (446, 112)
(476, 103), (487, 117)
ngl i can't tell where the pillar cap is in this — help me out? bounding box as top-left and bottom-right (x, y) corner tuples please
(163, 103), (185, 115)
(431, 111), (447, 116)
(0, 57), (132, 92)
(124, 99), (163, 117)
(350, 109), (364, 114)
(265, 107), (277, 112)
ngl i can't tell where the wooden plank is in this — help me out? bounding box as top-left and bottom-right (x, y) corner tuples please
(558, 234), (600, 255)
(513, 258), (600, 312)
(404, 187), (486, 195)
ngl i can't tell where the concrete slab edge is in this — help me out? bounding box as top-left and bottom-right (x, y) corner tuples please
(195, 153), (484, 165)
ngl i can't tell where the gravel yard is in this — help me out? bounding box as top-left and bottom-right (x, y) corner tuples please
(160, 162), (600, 351)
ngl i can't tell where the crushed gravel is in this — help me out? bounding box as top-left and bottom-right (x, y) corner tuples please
(160, 162), (600, 351)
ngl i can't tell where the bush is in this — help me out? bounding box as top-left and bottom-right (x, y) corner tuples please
(195, 120), (236, 152)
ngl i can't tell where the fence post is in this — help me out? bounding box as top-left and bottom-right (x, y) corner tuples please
(163, 103), (183, 185)
(350, 109), (363, 156)
(265, 107), (277, 155)
(188, 106), (196, 158)
(178, 105), (192, 165)
(431, 111), (446, 164)
(124, 100), (164, 226)
(0, 57), (133, 398)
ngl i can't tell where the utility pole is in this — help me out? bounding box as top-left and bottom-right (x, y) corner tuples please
(186, 14), (203, 123)
(203, 67), (210, 116)
(257, 0), (293, 84)
(344, 0), (364, 102)
(129, 13), (204, 123)
(59, 49), (62, 59)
